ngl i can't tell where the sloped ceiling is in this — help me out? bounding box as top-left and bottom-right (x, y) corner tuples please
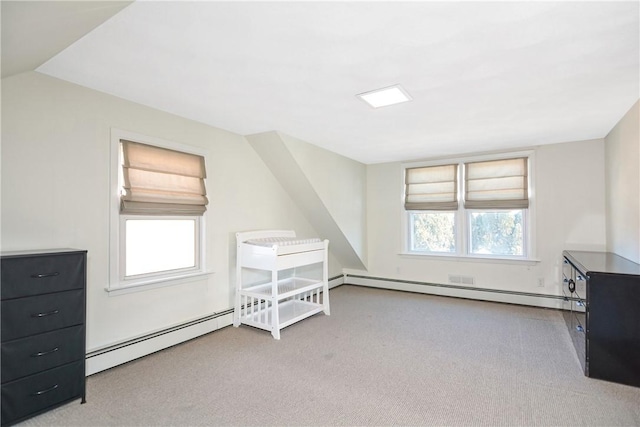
(5, 1), (640, 164)
(1, 1), (132, 78)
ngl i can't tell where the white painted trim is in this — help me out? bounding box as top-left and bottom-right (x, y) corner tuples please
(89, 281), (343, 375)
(108, 128), (209, 292)
(401, 149), (537, 260)
(118, 214), (203, 284)
(110, 128), (209, 157)
(328, 274), (345, 289)
(397, 252), (541, 265)
(105, 271), (214, 296)
(86, 313), (233, 375)
(345, 275), (565, 310)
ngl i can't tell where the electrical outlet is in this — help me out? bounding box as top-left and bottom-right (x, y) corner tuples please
(537, 278), (545, 287)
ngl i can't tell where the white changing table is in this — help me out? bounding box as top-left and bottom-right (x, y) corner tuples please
(233, 230), (330, 339)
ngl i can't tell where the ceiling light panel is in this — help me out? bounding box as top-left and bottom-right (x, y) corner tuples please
(357, 84), (412, 108)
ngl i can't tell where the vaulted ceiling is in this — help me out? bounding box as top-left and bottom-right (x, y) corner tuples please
(3, 1), (639, 164)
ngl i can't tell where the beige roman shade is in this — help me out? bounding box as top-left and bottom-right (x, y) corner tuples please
(464, 157), (528, 209)
(120, 140), (208, 215)
(405, 164), (459, 210)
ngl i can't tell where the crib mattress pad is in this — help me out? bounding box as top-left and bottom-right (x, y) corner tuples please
(245, 237), (321, 247)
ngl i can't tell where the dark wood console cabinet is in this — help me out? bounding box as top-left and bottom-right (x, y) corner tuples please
(1, 249), (87, 426)
(562, 250), (640, 388)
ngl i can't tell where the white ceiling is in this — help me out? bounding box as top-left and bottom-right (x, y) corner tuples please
(29, 1), (640, 164)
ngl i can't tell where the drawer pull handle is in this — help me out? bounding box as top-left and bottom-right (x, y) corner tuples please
(31, 310), (59, 318)
(31, 272), (60, 279)
(576, 325), (584, 332)
(31, 347), (60, 357)
(32, 384), (59, 396)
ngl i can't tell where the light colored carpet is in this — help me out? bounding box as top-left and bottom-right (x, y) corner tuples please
(20, 285), (640, 426)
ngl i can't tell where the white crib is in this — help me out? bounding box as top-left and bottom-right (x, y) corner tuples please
(233, 230), (330, 339)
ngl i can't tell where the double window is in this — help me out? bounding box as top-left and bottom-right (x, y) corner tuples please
(110, 131), (208, 292)
(405, 154), (531, 259)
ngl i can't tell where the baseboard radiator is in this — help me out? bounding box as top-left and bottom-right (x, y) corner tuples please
(345, 274), (567, 310)
(86, 311), (234, 375)
(86, 274), (345, 375)
(328, 273), (345, 289)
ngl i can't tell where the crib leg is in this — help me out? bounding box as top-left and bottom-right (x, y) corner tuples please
(233, 294), (241, 327)
(271, 328), (281, 340)
(323, 301), (330, 316)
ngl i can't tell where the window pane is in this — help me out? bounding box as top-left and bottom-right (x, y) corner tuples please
(469, 210), (523, 256)
(125, 219), (196, 276)
(410, 212), (456, 253)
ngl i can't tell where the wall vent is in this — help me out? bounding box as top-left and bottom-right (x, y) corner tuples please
(460, 276), (475, 285)
(449, 275), (474, 285)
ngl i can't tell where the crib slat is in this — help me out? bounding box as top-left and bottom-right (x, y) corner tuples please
(267, 300), (271, 326)
(242, 295), (247, 318)
(262, 299), (267, 325)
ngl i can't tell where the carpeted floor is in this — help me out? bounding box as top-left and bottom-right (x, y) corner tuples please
(20, 285), (640, 426)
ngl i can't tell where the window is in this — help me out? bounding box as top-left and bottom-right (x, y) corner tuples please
(468, 210), (523, 256)
(405, 154), (532, 259)
(409, 211), (456, 253)
(405, 164), (458, 254)
(109, 130), (208, 292)
(123, 217), (197, 277)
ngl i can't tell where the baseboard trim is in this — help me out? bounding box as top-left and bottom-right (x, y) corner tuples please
(345, 274), (567, 310)
(86, 311), (233, 375)
(87, 276), (345, 375)
(329, 274), (345, 289)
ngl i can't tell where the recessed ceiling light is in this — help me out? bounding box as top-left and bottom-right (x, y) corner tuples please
(356, 84), (412, 108)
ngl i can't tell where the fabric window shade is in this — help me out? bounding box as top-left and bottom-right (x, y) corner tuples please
(405, 164), (458, 210)
(120, 140), (208, 215)
(464, 157), (528, 209)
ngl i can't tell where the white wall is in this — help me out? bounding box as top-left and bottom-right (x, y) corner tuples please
(279, 132), (367, 266)
(605, 100), (640, 263)
(246, 131), (366, 270)
(2, 70), (625, 353)
(350, 139), (606, 305)
(1, 71), (341, 351)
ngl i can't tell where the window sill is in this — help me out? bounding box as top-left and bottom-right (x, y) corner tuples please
(106, 271), (213, 296)
(399, 252), (540, 266)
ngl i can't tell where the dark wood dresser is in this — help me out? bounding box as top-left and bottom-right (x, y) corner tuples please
(562, 250), (640, 388)
(1, 249), (87, 426)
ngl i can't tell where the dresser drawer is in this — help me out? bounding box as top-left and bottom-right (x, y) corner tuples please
(2, 326), (85, 384)
(1, 290), (84, 342)
(1, 253), (84, 300)
(569, 312), (587, 374)
(1, 361), (84, 425)
(573, 273), (587, 301)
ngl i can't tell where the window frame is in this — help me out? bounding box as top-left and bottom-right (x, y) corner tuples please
(407, 210), (459, 255)
(108, 129), (209, 294)
(465, 208), (528, 259)
(119, 214), (202, 281)
(402, 150), (536, 262)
